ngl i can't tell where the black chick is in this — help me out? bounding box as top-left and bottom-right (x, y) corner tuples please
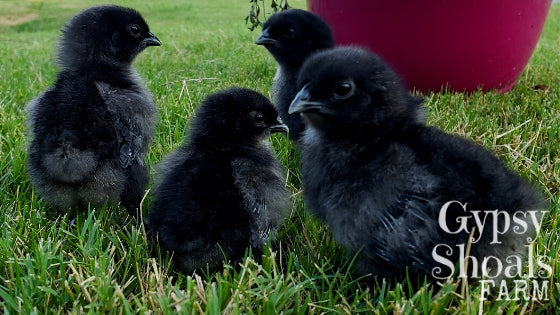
(256, 8), (334, 142)
(26, 5), (161, 215)
(147, 88), (290, 273)
(289, 47), (547, 280)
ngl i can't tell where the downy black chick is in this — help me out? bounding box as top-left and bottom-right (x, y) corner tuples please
(26, 5), (161, 215)
(256, 8), (334, 141)
(147, 88), (290, 273)
(289, 47), (548, 280)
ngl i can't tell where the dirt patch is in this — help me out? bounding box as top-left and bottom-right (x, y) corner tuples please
(0, 13), (38, 26)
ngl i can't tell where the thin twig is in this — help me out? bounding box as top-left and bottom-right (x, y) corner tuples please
(496, 119), (531, 139)
(163, 78), (217, 86)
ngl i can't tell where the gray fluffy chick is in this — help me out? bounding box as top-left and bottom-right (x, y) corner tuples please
(26, 5), (161, 215)
(147, 88), (290, 273)
(256, 8), (334, 142)
(290, 46), (548, 280)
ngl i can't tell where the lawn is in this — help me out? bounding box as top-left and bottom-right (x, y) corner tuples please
(0, 0), (558, 313)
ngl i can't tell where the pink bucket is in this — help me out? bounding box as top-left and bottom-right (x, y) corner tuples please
(307, 0), (552, 92)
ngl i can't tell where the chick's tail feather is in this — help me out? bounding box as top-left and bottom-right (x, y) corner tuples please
(41, 140), (99, 183)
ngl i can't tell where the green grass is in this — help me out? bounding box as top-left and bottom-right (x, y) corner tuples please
(1, 0), (559, 313)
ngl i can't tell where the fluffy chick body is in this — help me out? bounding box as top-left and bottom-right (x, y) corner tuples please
(291, 47), (547, 280)
(26, 5), (160, 214)
(256, 8), (334, 141)
(147, 88), (290, 273)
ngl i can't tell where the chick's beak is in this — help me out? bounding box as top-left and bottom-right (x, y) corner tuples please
(269, 116), (289, 134)
(255, 28), (278, 46)
(142, 32), (162, 47)
(288, 84), (324, 114)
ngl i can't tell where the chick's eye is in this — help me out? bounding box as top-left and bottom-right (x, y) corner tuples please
(333, 81), (354, 99)
(129, 24), (141, 36)
(254, 112), (265, 124)
(284, 28), (296, 39)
